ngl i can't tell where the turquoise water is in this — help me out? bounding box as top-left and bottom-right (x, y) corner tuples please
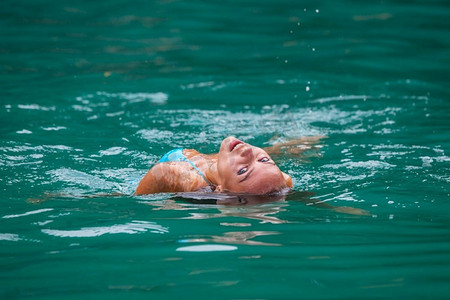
(1, 0), (449, 298)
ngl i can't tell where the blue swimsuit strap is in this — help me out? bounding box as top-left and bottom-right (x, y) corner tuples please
(158, 148), (211, 185)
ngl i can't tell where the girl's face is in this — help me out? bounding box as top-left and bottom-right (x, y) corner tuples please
(216, 136), (290, 194)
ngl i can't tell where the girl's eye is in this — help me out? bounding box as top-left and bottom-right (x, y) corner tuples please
(237, 167), (248, 175)
(259, 157), (270, 162)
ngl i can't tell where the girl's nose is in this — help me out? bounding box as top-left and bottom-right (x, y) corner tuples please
(240, 146), (254, 159)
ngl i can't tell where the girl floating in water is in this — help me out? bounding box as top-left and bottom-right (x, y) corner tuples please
(30, 135), (368, 214)
(135, 136), (322, 195)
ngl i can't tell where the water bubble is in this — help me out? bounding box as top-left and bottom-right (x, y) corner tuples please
(305, 86), (310, 92)
(315, 9), (319, 13)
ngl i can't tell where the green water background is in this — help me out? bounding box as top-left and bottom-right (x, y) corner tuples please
(1, 0), (449, 299)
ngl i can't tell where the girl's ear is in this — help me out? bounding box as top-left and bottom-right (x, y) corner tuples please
(282, 172), (293, 188)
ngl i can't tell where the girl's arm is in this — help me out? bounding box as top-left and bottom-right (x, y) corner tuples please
(263, 135), (327, 155)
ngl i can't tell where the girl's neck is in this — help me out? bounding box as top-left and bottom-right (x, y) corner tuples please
(185, 150), (221, 186)
(204, 160), (221, 186)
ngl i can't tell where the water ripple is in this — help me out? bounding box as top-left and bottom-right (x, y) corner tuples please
(0, 233), (21, 241)
(80, 91), (168, 105)
(42, 220), (168, 238)
(322, 160), (396, 170)
(176, 244), (237, 252)
(3, 208), (54, 219)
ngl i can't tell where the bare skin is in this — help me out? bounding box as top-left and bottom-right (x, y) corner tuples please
(134, 136), (324, 195)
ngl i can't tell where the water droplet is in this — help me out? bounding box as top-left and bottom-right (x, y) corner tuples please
(284, 60), (288, 63)
(305, 86), (310, 92)
(315, 9), (319, 13)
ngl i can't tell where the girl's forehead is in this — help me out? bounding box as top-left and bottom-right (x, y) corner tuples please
(237, 171), (285, 193)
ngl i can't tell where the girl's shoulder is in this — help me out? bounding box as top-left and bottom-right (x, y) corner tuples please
(135, 161), (207, 194)
(184, 149), (218, 161)
(183, 149), (201, 158)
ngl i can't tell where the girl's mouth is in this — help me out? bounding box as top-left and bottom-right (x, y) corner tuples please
(229, 139), (244, 152)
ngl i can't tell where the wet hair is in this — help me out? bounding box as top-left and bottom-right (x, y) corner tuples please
(174, 187), (292, 206)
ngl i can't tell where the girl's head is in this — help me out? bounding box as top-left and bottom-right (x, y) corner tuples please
(215, 136), (292, 194)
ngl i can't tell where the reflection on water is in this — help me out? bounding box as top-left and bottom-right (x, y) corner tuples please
(41, 220), (168, 238)
(179, 230), (281, 246)
(0, 233), (21, 242)
(141, 190), (369, 226)
(184, 206), (288, 225)
(144, 191), (299, 224)
(2, 208), (54, 219)
(176, 244), (238, 252)
(142, 197), (290, 224)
